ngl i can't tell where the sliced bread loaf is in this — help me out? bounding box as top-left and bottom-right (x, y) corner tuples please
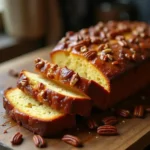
(3, 88), (75, 137)
(50, 21), (150, 109)
(17, 70), (92, 116)
(34, 58), (107, 108)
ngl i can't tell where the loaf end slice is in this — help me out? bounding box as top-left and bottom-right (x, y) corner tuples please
(17, 70), (92, 116)
(3, 88), (75, 137)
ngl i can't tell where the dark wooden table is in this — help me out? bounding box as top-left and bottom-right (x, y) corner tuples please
(0, 47), (150, 150)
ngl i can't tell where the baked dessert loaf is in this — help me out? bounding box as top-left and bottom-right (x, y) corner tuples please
(35, 58), (107, 107)
(3, 88), (75, 137)
(17, 70), (92, 116)
(50, 21), (150, 109)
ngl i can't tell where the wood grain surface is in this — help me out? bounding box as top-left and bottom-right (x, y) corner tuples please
(0, 47), (150, 150)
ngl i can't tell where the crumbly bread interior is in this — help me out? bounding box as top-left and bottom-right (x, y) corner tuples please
(25, 71), (89, 98)
(6, 88), (63, 120)
(51, 51), (109, 91)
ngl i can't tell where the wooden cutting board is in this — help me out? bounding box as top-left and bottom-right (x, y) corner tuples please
(0, 47), (150, 150)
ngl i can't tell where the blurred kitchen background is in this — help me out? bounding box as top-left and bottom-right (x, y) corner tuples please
(0, 0), (150, 63)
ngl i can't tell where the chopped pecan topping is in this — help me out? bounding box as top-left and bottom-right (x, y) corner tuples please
(39, 90), (47, 100)
(80, 28), (89, 35)
(60, 37), (68, 43)
(98, 43), (109, 51)
(116, 35), (125, 40)
(66, 31), (74, 37)
(70, 73), (79, 86)
(112, 61), (119, 65)
(18, 76), (28, 87)
(38, 83), (45, 90)
(118, 40), (128, 47)
(11, 132), (23, 145)
(35, 59), (45, 69)
(33, 135), (46, 148)
(62, 134), (82, 147)
(100, 31), (106, 39)
(90, 37), (101, 44)
(80, 46), (88, 53)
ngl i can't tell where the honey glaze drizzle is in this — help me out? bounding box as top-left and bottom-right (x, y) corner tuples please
(3, 124), (18, 134)
(0, 120), (11, 126)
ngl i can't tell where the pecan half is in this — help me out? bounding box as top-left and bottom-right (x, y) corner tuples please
(83, 51), (97, 60)
(62, 134), (82, 147)
(97, 125), (118, 136)
(102, 116), (118, 125)
(134, 105), (144, 118)
(87, 118), (98, 129)
(33, 135), (46, 148)
(116, 109), (131, 118)
(11, 132), (23, 145)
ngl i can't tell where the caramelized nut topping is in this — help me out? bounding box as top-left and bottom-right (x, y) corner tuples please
(38, 83), (45, 90)
(66, 31), (74, 37)
(70, 73), (79, 86)
(83, 51), (97, 60)
(112, 61), (119, 65)
(36, 60), (45, 69)
(118, 40), (128, 47)
(101, 48), (112, 54)
(80, 46), (88, 53)
(19, 78), (28, 87)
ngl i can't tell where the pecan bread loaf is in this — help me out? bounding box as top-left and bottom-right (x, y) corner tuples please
(35, 58), (107, 107)
(17, 70), (92, 116)
(3, 88), (75, 137)
(50, 21), (150, 109)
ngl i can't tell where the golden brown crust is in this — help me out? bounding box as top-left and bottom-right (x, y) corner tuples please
(17, 71), (92, 116)
(3, 88), (76, 137)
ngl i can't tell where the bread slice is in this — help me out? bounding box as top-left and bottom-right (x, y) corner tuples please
(50, 21), (150, 109)
(17, 70), (92, 116)
(34, 58), (107, 108)
(3, 88), (75, 137)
